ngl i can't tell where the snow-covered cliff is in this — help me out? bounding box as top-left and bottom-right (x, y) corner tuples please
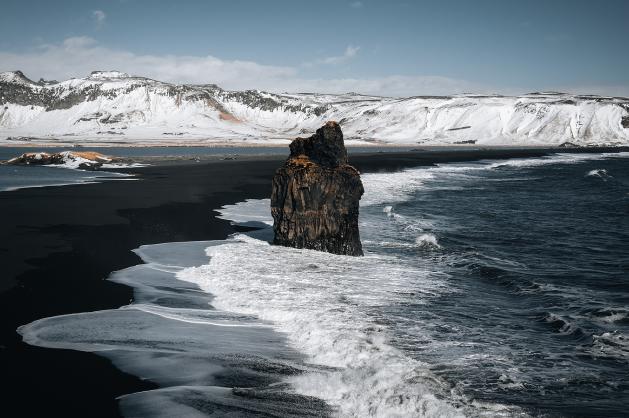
(1, 70), (628, 146)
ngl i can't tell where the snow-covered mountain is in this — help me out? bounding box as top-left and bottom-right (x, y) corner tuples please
(1, 70), (628, 146)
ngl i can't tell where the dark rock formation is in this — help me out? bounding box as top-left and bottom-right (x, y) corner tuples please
(271, 121), (364, 256)
(5, 151), (114, 170)
(558, 141), (580, 148)
(622, 115), (629, 129)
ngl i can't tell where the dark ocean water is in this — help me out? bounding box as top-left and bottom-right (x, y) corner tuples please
(359, 153), (629, 416)
(19, 152), (629, 417)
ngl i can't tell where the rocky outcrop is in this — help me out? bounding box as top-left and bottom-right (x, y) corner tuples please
(5, 151), (114, 169)
(271, 121), (364, 256)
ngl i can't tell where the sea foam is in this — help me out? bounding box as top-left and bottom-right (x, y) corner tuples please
(178, 234), (464, 417)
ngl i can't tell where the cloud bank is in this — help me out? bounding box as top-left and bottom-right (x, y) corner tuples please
(2, 37), (625, 97)
(1, 37), (297, 90)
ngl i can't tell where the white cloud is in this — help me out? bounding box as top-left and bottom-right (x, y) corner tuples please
(304, 45), (360, 67)
(92, 10), (106, 29)
(0, 37), (296, 89)
(350, 1), (364, 8)
(276, 75), (482, 97)
(0, 36), (556, 97)
(326, 45), (360, 63)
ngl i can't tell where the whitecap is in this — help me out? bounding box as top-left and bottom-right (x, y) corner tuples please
(415, 233), (441, 249)
(586, 168), (612, 179)
(589, 331), (629, 361)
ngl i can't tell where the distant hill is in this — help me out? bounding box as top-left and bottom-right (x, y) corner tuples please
(1, 70), (628, 146)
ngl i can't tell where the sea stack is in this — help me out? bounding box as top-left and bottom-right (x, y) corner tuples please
(271, 121), (364, 256)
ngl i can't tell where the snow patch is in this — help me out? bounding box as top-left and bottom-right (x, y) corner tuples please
(88, 70), (131, 80)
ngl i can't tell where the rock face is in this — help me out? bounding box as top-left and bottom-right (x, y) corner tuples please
(271, 121), (364, 256)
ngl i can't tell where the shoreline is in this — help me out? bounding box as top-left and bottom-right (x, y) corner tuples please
(1, 145), (626, 195)
(2, 144), (628, 174)
(1, 147), (628, 417)
(2, 140), (629, 150)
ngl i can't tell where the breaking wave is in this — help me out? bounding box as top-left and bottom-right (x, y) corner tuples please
(178, 235), (467, 417)
(586, 168), (613, 179)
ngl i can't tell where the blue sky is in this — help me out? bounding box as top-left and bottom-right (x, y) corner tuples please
(1, 0), (628, 96)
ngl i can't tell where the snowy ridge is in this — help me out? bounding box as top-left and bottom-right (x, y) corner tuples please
(1, 70), (628, 146)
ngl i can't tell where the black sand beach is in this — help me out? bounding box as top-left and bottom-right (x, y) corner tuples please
(1, 146), (626, 417)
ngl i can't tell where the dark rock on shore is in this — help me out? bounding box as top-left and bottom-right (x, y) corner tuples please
(5, 151), (114, 170)
(622, 115), (629, 128)
(558, 142), (581, 148)
(271, 121), (364, 256)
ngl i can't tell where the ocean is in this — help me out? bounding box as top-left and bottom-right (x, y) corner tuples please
(18, 152), (629, 417)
